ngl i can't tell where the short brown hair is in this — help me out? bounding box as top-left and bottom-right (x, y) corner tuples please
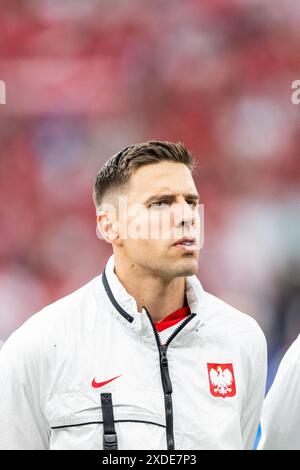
(93, 140), (196, 211)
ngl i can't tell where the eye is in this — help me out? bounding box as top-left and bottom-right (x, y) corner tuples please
(187, 200), (199, 207)
(149, 200), (169, 209)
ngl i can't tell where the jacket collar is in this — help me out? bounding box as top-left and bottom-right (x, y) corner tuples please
(101, 254), (207, 336)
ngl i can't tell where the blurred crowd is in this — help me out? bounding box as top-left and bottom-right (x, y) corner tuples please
(0, 0), (300, 387)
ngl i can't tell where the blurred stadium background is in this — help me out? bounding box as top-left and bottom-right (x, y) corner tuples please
(0, 0), (300, 392)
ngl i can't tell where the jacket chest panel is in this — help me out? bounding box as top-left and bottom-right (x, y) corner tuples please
(44, 332), (167, 449)
(166, 341), (245, 449)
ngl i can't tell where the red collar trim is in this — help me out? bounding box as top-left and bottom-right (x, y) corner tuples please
(154, 305), (191, 333)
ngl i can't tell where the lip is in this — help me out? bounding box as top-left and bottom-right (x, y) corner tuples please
(173, 237), (196, 246)
(172, 237), (198, 252)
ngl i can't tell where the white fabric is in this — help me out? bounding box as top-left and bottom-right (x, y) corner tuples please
(258, 334), (300, 450)
(0, 254), (267, 450)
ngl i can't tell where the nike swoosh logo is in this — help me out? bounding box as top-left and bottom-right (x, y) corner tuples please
(91, 375), (121, 388)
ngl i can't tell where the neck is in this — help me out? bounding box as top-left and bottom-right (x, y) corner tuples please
(114, 260), (186, 323)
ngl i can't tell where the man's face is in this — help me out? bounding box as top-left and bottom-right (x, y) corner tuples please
(104, 161), (201, 279)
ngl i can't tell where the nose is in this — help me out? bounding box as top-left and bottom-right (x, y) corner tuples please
(173, 200), (196, 229)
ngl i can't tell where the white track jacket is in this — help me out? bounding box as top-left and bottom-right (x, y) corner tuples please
(259, 334), (300, 450)
(0, 254), (267, 450)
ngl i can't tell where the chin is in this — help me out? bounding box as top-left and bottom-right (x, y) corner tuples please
(176, 259), (198, 276)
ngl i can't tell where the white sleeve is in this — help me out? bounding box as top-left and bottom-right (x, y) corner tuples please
(241, 324), (268, 449)
(258, 335), (300, 450)
(0, 325), (49, 450)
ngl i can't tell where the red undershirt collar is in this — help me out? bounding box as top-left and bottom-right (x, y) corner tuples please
(154, 302), (191, 333)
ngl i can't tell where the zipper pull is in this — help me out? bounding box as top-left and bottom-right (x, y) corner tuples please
(160, 345), (173, 394)
(160, 345), (168, 365)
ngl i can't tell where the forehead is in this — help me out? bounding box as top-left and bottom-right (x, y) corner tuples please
(128, 161), (197, 197)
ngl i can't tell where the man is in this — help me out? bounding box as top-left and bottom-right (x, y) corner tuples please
(0, 140), (267, 450)
(258, 335), (300, 449)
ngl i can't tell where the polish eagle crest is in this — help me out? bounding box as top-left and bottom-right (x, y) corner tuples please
(207, 363), (236, 398)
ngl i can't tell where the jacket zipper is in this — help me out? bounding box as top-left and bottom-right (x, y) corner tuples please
(143, 307), (196, 450)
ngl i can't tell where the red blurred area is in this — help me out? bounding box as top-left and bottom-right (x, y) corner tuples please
(0, 0), (300, 384)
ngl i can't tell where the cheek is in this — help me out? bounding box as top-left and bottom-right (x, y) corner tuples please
(122, 210), (174, 246)
(124, 238), (166, 261)
(195, 213), (201, 234)
(149, 211), (174, 241)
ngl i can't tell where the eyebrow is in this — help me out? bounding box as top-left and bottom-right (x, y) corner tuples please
(144, 192), (200, 206)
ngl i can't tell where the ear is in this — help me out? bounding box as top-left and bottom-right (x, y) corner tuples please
(96, 211), (119, 243)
